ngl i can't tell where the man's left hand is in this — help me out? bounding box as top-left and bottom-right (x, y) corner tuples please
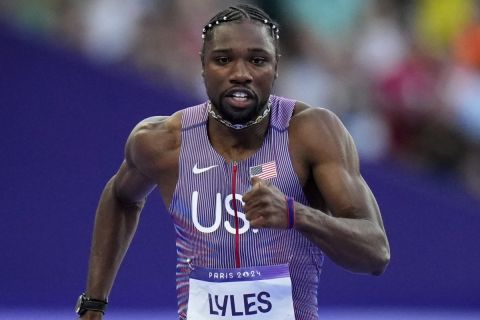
(243, 177), (290, 229)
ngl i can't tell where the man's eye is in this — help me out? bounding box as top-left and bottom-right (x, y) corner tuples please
(251, 57), (266, 65)
(216, 57), (230, 64)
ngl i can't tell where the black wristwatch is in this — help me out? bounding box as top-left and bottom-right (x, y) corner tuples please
(75, 293), (108, 316)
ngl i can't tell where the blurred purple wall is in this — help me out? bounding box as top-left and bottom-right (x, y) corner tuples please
(1, 25), (479, 310)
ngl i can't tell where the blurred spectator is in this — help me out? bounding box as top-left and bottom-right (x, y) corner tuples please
(414, 0), (474, 57)
(277, 0), (369, 53)
(376, 44), (443, 157)
(80, 0), (151, 63)
(346, 108), (390, 162)
(443, 65), (480, 141)
(447, 1), (480, 141)
(353, 0), (408, 82)
(454, 19), (480, 69)
(273, 23), (335, 111)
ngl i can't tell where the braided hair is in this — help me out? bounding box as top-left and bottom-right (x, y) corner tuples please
(200, 4), (280, 61)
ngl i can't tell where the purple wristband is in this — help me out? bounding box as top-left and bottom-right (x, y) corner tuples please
(286, 196), (295, 229)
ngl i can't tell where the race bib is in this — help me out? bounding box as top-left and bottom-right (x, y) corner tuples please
(187, 264), (295, 319)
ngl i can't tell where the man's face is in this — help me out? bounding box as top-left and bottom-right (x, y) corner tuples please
(202, 20), (278, 126)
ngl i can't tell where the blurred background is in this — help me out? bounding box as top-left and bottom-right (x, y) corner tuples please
(1, 0), (479, 319)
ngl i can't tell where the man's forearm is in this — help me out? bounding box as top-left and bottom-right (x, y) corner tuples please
(84, 178), (144, 300)
(294, 202), (390, 275)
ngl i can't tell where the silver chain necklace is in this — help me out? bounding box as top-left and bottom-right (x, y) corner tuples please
(206, 100), (271, 130)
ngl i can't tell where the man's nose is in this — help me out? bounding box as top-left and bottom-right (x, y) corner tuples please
(230, 61), (253, 84)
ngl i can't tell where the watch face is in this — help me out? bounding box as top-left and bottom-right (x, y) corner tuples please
(75, 294), (85, 314)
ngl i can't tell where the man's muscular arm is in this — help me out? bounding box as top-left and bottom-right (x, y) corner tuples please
(80, 118), (167, 319)
(243, 107), (389, 275)
(293, 107), (389, 275)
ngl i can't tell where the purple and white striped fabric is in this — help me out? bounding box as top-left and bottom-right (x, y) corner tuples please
(168, 95), (324, 320)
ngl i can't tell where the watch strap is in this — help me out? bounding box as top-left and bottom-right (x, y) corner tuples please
(76, 293), (108, 315)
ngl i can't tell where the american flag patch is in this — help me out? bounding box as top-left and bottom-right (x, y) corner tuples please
(249, 161), (277, 180)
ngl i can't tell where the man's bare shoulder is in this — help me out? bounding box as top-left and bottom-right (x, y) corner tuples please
(290, 101), (354, 163)
(126, 111), (182, 170)
(291, 101), (347, 139)
(131, 112), (181, 142)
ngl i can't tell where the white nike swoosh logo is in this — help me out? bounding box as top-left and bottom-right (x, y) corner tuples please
(192, 164), (218, 174)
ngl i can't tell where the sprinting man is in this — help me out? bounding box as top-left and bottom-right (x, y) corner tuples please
(76, 4), (390, 320)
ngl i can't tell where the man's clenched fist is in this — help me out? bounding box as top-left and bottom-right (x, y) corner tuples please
(243, 177), (290, 229)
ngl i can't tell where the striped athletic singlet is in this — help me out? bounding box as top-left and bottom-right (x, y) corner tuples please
(169, 95), (324, 319)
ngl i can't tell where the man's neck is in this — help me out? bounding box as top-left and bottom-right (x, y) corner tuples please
(207, 115), (270, 163)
